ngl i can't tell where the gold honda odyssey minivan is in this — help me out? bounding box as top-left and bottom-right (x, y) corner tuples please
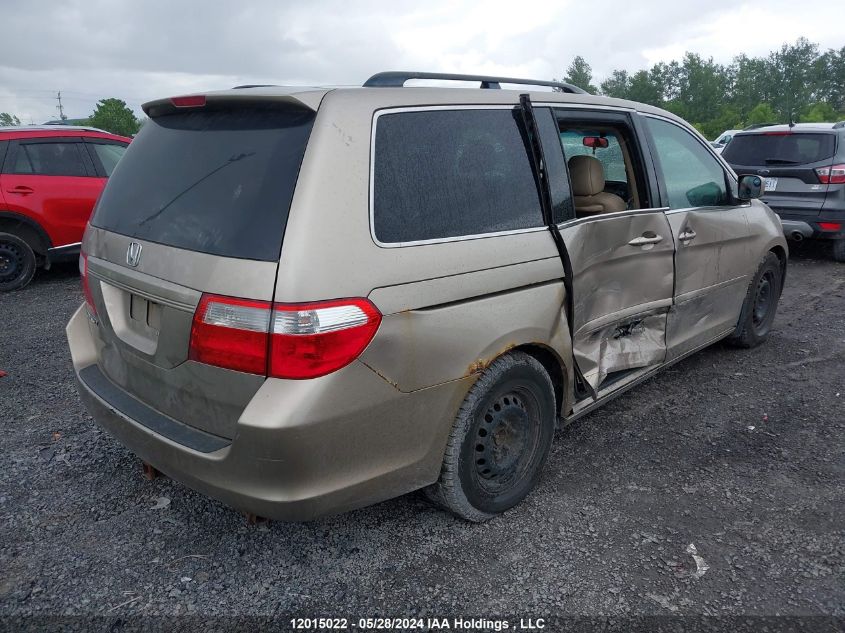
(67, 72), (787, 522)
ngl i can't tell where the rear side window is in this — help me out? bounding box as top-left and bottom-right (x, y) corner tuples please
(89, 142), (127, 176)
(13, 142), (88, 176)
(92, 105), (315, 261)
(723, 133), (836, 166)
(373, 109), (543, 244)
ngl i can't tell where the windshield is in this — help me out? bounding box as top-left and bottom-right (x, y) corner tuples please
(92, 104), (315, 261)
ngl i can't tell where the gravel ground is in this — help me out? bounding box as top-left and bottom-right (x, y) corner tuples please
(1, 243), (843, 631)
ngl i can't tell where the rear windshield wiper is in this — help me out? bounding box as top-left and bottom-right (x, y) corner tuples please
(764, 158), (801, 165)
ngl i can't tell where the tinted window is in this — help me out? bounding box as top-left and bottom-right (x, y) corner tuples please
(646, 118), (728, 208)
(559, 130), (627, 182)
(90, 142), (127, 176)
(92, 105), (315, 261)
(722, 132), (836, 166)
(373, 109), (543, 243)
(13, 142), (88, 176)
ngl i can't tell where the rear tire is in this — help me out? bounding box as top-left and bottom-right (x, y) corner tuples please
(832, 239), (845, 263)
(727, 252), (783, 349)
(0, 232), (37, 292)
(425, 351), (556, 522)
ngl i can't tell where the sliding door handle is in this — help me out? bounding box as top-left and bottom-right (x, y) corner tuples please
(628, 235), (663, 246)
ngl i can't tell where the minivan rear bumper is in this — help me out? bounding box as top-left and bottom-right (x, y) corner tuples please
(67, 305), (466, 521)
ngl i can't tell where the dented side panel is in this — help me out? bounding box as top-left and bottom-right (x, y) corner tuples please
(558, 210), (675, 388)
(360, 280), (572, 397)
(664, 205), (753, 359)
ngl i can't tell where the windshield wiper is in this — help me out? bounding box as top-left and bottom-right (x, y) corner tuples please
(764, 158), (800, 165)
(138, 152), (256, 227)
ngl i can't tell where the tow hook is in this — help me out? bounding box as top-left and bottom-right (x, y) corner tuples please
(142, 461), (163, 481)
(244, 512), (270, 526)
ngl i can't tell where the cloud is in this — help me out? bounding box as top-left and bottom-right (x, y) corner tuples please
(0, 0), (842, 122)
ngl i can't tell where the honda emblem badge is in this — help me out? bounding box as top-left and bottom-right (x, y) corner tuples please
(126, 242), (142, 267)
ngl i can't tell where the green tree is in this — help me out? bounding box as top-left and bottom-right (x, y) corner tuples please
(802, 101), (838, 122)
(559, 56), (597, 94)
(746, 103), (779, 126)
(626, 70), (662, 106)
(767, 38), (820, 121)
(600, 69), (631, 99)
(817, 46), (845, 112)
(0, 113), (21, 126)
(87, 98), (140, 136)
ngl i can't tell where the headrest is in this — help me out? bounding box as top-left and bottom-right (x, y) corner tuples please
(568, 154), (605, 197)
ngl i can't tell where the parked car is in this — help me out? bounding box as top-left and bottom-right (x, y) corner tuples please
(67, 72), (787, 522)
(712, 128), (742, 153)
(0, 125), (131, 290)
(723, 122), (845, 261)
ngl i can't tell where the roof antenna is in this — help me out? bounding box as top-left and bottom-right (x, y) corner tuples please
(788, 110), (795, 129)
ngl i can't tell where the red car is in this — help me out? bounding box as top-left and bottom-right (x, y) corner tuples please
(0, 125), (131, 290)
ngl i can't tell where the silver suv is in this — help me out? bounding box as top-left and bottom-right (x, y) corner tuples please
(67, 72), (788, 521)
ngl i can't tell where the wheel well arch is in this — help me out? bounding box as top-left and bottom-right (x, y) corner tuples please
(0, 211), (52, 256)
(769, 244), (787, 291)
(512, 343), (567, 416)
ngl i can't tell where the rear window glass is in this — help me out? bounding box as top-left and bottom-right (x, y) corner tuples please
(723, 133), (836, 166)
(373, 109), (543, 244)
(14, 142), (88, 176)
(92, 105), (315, 261)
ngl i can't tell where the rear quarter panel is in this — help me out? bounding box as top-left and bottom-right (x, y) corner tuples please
(277, 90), (574, 405)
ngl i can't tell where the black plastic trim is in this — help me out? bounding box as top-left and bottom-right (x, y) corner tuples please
(79, 365), (232, 453)
(364, 71), (587, 94)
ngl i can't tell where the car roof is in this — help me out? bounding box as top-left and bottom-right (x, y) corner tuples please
(737, 122), (842, 134)
(0, 125), (132, 142)
(142, 84), (690, 126)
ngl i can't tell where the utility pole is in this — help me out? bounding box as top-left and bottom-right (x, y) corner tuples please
(56, 91), (67, 121)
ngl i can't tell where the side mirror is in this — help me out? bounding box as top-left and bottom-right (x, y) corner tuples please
(738, 174), (764, 201)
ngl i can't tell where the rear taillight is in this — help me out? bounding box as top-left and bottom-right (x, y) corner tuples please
(189, 295), (272, 375)
(269, 298), (382, 379)
(816, 164), (845, 184)
(818, 222), (842, 232)
(188, 294), (381, 379)
(79, 252), (97, 318)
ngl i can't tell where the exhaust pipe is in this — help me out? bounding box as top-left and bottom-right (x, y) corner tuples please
(790, 231), (804, 243)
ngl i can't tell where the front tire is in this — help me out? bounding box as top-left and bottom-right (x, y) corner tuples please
(728, 251), (783, 348)
(0, 232), (37, 292)
(832, 239), (845, 263)
(426, 351), (556, 522)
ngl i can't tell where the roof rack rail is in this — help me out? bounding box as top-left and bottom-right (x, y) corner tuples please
(232, 84), (279, 89)
(833, 121), (845, 129)
(363, 71), (587, 94)
(743, 122), (780, 130)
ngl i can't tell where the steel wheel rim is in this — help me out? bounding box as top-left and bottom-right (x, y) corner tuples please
(752, 270), (774, 328)
(0, 241), (25, 284)
(473, 386), (541, 494)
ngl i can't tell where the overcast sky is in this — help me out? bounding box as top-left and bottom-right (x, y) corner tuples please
(1, 0), (843, 123)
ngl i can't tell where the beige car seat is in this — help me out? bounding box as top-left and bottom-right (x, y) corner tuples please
(568, 154), (627, 215)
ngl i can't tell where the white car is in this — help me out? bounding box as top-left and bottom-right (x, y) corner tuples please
(712, 129), (742, 153)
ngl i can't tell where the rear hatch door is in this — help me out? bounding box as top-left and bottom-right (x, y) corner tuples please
(82, 96), (317, 439)
(723, 130), (837, 219)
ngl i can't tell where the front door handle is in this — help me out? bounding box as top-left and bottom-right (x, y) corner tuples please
(628, 234), (663, 246)
(679, 229), (697, 242)
(6, 186), (34, 195)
